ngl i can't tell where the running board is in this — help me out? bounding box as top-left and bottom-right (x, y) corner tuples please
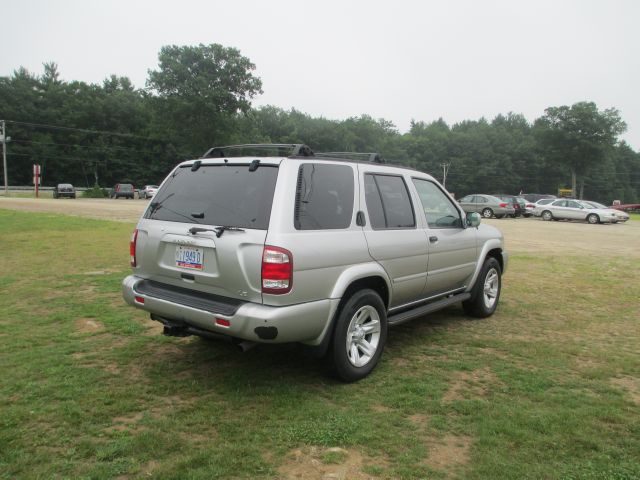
(387, 293), (471, 326)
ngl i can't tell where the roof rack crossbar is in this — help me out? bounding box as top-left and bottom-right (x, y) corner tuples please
(315, 152), (385, 164)
(202, 143), (314, 159)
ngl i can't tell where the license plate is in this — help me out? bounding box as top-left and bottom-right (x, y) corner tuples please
(175, 246), (204, 270)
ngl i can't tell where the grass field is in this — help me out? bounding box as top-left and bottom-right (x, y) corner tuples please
(1, 209), (639, 479)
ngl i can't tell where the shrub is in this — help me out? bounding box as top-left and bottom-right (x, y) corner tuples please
(82, 186), (108, 198)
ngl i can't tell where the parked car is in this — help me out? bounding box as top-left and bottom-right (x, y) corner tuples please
(110, 183), (135, 199)
(139, 185), (159, 199)
(520, 198), (537, 217)
(457, 194), (515, 218)
(53, 183), (76, 199)
(532, 198), (556, 217)
(122, 144), (508, 381)
(492, 194), (524, 217)
(581, 201), (629, 223)
(538, 199), (618, 224)
(521, 193), (556, 203)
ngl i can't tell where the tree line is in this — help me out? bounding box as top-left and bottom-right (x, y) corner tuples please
(1, 44), (638, 203)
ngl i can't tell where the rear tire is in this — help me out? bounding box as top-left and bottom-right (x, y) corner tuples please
(331, 289), (387, 382)
(542, 210), (553, 221)
(587, 213), (599, 224)
(482, 208), (493, 219)
(463, 257), (502, 318)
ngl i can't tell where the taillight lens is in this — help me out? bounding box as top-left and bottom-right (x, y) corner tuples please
(499, 203), (507, 208)
(262, 246), (293, 294)
(130, 229), (138, 267)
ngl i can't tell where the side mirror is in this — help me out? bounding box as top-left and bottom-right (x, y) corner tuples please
(466, 212), (481, 228)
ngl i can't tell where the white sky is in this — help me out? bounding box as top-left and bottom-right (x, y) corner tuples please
(2, 0), (639, 149)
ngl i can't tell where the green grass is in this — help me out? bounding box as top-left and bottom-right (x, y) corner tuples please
(1, 208), (639, 479)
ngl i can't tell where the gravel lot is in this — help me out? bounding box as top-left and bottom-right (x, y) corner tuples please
(0, 196), (637, 257)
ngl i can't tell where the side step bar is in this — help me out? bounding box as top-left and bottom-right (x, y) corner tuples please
(387, 292), (471, 327)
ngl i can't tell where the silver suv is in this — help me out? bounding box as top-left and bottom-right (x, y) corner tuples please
(122, 144), (508, 381)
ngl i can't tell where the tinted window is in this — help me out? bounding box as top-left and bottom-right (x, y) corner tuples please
(294, 163), (354, 230)
(412, 179), (463, 228)
(459, 195), (472, 203)
(365, 174), (415, 229)
(145, 164), (278, 229)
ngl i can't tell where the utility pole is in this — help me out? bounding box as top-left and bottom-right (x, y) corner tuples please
(441, 162), (450, 189)
(1, 120), (8, 195)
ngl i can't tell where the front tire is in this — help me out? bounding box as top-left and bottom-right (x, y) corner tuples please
(587, 213), (599, 224)
(463, 257), (502, 318)
(541, 210), (553, 221)
(482, 208), (494, 219)
(331, 289), (387, 382)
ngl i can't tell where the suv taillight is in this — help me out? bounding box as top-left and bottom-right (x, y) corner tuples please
(130, 229), (138, 267)
(261, 246), (293, 294)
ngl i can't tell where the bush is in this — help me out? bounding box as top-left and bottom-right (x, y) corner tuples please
(82, 186), (108, 198)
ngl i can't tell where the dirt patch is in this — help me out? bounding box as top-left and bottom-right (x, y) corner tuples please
(424, 434), (472, 474)
(610, 376), (640, 405)
(140, 316), (163, 336)
(278, 446), (386, 479)
(371, 404), (392, 413)
(75, 318), (105, 333)
(0, 197), (146, 223)
(106, 412), (146, 433)
(483, 217), (640, 258)
(408, 413), (431, 428)
(443, 368), (500, 403)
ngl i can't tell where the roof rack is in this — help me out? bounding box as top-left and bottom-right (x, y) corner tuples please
(202, 143), (314, 159)
(315, 152), (385, 164)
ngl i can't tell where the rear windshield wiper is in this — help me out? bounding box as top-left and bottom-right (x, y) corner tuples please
(189, 226), (245, 238)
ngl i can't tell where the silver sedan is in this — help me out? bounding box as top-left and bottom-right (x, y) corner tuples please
(582, 201), (629, 223)
(457, 194), (516, 218)
(537, 199), (618, 224)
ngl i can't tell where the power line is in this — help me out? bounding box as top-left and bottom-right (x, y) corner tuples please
(6, 120), (155, 140)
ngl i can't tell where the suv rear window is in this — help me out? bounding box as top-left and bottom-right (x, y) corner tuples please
(145, 164), (278, 229)
(294, 163), (354, 230)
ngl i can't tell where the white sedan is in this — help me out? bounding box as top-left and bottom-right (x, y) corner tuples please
(582, 201), (629, 223)
(537, 199), (619, 224)
(139, 185), (159, 199)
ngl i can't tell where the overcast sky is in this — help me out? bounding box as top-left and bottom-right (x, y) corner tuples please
(2, 0), (639, 148)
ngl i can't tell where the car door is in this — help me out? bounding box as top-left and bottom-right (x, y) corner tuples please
(549, 200), (568, 219)
(359, 167), (429, 308)
(411, 178), (478, 297)
(565, 200), (585, 220)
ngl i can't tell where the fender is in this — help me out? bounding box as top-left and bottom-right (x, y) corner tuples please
(329, 262), (392, 303)
(301, 262), (392, 350)
(465, 239), (507, 292)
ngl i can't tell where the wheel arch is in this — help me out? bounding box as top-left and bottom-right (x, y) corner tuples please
(302, 267), (390, 355)
(465, 240), (506, 293)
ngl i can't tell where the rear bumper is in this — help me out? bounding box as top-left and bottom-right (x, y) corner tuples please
(122, 275), (339, 345)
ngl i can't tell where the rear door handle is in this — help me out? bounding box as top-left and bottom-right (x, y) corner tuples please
(429, 236), (438, 244)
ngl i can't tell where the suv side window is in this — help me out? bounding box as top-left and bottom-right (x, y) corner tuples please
(294, 163), (354, 230)
(412, 178), (463, 229)
(364, 174), (415, 229)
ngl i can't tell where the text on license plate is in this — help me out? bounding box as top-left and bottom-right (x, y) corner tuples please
(175, 246), (204, 270)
